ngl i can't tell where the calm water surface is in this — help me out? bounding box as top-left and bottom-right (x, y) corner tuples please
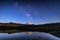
(0, 32), (60, 40)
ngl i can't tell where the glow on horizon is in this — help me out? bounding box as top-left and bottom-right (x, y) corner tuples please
(0, 0), (60, 24)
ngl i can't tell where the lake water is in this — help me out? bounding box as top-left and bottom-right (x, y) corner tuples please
(0, 32), (60, 40)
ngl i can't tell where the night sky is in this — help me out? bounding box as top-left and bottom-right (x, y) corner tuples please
(0, 0), (60, 24)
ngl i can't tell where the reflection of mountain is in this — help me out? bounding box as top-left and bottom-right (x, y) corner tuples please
(0, 22), (60, 37)
(0, 32), (59, 40)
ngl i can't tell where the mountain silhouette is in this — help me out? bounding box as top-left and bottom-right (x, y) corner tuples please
(0, 22), (60, 37)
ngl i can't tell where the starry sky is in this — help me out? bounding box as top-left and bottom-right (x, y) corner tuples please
(0, 0), (60, 24)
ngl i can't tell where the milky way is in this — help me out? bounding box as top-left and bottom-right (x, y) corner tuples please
(0, 0), (60, 24)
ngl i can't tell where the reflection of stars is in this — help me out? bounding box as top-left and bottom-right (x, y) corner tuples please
(26, 32), (33, 35)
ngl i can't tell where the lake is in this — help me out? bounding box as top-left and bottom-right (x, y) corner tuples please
(0, 32), (60, 40)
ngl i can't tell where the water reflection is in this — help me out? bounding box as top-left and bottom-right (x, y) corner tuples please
(0, 32), (60, 40)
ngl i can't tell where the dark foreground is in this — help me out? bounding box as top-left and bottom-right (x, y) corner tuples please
(0, 22), (60, 38)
